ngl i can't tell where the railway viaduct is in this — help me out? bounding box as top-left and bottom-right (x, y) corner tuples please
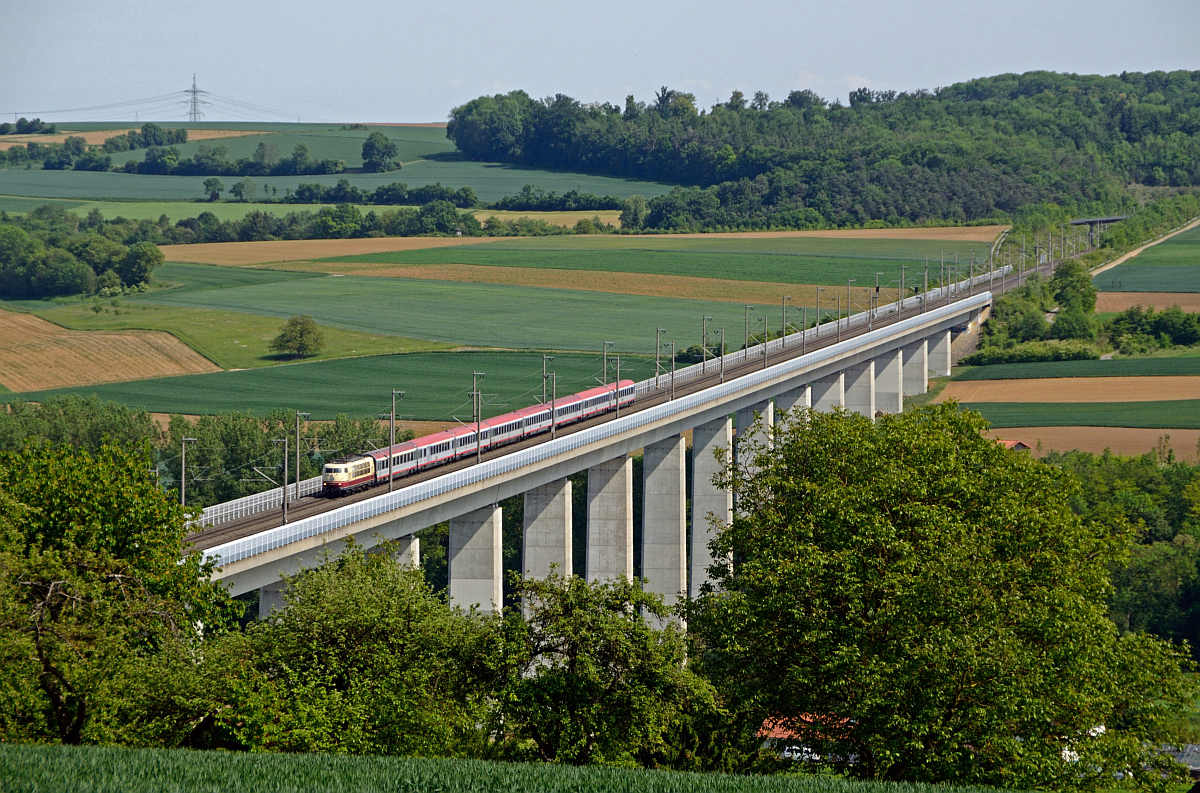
(187, 284), (1000, 618)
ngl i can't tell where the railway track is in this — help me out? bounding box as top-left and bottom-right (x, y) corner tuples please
(185, 260), (1055, 553)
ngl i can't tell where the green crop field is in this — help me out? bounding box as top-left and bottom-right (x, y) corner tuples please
(954, 356), (1200, 380)
(2, 265), (452, 370)
(0, 123), (671, 203)
(1121, 223), (1200, 265)
(0, 194), (85, 214)
(0, 744), (1012, 793)
(1092, 264), (1200, 292)
(4, 350), (657, 419)
(133, 265), (786, 352)
(966, 400), (1200, 429)
(324, 234), (996, 287)
(1093, 224), (1200, 292)
(70, 200), (381, 223)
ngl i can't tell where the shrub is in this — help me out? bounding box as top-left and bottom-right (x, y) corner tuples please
(960, 339), (1100, 366)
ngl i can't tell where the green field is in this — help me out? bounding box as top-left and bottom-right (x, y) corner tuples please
(0, 194), (85, 214)
(0, 124), (671, 203)
(1092, 264), (1200, 292)
(324, 235), (995, 287)
(1093, 224), (1200, 292)
(967, 400), (1200, 429)
(0, 744), (1013, 793)
(133, 265), (776, 353)
(70, 200), (383, 223)
(2, 265), (453, 370)
(1122, 223), (1200, 265)
(4, 351), (656, 419)
(954, 356), (1200, 380)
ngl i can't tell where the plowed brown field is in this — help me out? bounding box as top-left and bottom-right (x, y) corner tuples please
(161, 236), (496, 266)
(272, 261), (870, 306)
(937, 376), (1200, 404)
(0, 128), (266, 151)
(987, 427), (1200, 462)
(1096, 292), (1200, 313)
(0, 309), (219, 392)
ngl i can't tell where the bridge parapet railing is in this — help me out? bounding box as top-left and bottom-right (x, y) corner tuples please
(193, 476), (322, 528)
(640, 265), (1009, 396)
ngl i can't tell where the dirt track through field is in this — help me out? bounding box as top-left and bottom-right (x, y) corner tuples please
(987, 427), (1200, 462)
(0, 128), (267, 151)
(268, 261), (872, 307)
(937, 376), (1200, 403)
(0, 309), (219, 392)
(1095, 292), (1200, 313)
(161, 236), (498, 266)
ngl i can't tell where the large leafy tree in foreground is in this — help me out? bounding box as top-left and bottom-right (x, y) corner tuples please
(494, 574), (714, 765)
(690, 404), (1194, 791)
(0, 442), (237, 744)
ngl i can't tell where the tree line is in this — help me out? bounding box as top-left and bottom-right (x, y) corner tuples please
(446, 70), (1200, 231)
(22, 126), (408, 179)
(0, 117), (56, 135)
(1, 403), (1197, 789)
(0, 205), (164, 299)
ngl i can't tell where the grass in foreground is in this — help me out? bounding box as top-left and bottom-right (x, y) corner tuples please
(967, 399), (1200, 429)
(0, 744), (1010, 793)
(2, 350), (657, 419)
(953, 356), (1200, 381)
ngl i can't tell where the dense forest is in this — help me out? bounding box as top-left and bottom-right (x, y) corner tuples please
(447, 70), (1200, 231)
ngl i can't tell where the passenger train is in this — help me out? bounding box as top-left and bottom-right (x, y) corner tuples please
(321, 379), (636, 495)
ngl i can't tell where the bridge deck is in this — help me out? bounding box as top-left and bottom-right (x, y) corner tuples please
(185, 260), (1046, 555)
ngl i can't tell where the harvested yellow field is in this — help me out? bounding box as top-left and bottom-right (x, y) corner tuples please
(270, 260), (871, 307)
(987, 427), (1200, 462)
(0, 309), (219, 392)
(1095, 292), (1200, 313)
(161, 236), (496, 266)
(670, 225), (1009, 243)
(0, 128), (265, 151)
(937, 376), (1200, 404)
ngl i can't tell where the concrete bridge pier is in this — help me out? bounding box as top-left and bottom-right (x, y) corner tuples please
(642, 434), (687, 624)
(395, 535), (419, 569)
(929, 330), (952, 377)
(522, 478), (572, 579)
(690, 416), (732, 598)
(736, 399), (773, 468)
(874, 350), (903, 415)
(259, 582), (286, 619)
(449, 504), (503, 614)
(774, 385), (811, 422)
(903, 340), (929, 397)
(586, 455), (634, 582)
(845, 362), (876, 418)
(811, 372), (844, 411)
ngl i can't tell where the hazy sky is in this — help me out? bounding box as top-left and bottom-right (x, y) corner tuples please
(3, 0), (1198, 124)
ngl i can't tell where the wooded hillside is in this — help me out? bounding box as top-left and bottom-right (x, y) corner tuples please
(447, 71), (1200, 230)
